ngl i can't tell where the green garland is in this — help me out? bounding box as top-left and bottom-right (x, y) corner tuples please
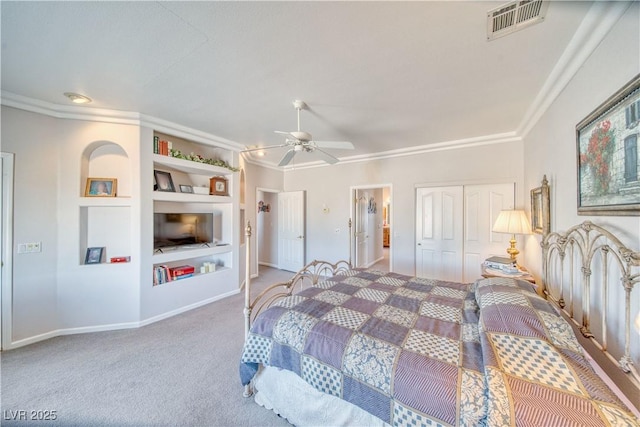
(169, 149), (239, 172)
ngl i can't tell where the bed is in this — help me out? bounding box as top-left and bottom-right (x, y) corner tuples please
(239, 221), (640, 426)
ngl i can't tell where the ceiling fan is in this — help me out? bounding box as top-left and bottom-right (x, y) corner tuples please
(244, 100), (354, 166)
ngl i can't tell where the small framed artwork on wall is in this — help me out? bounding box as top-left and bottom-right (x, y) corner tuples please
(530, 175), (550, 235)
(85, 178), (117, 197)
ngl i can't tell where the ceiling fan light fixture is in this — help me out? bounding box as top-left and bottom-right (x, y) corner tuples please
(64, 92), (92, 104)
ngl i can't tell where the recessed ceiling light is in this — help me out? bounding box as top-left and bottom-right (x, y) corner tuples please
(64, 92), (92, 104)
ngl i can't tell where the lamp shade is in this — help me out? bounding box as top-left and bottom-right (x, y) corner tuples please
(492, 209), (532, 235)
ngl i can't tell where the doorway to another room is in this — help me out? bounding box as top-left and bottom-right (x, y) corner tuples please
(255, 189), (306, 275)
(351, 185), (392, 272)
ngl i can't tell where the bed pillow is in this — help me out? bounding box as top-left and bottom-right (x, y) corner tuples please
(475, 277), (638, 426)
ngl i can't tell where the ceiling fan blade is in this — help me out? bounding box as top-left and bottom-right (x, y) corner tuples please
(314, 148), (339, 165)
(275, 130), (296, 138)
(242, 144), (287, 153)
(313, 140), (354, 150)
(278, 150), (297, 166)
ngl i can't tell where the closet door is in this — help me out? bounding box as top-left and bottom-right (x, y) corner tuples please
(415, 186), (464, 282)
(463, 183), (514, 282)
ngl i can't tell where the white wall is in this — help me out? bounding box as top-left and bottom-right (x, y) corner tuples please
(283, 141), (525, 276)
(521, 3), (639, 380)
(522, 3), (640, 273)
(1, 107), (143, 341)
(1, 107), (59, 341)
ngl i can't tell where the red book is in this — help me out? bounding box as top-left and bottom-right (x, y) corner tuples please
(170, 265), (195, 278)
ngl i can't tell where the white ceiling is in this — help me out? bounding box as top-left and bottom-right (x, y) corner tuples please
(1, 1), (599, 167)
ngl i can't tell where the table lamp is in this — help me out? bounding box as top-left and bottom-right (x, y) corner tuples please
(492, 209), (532, 264)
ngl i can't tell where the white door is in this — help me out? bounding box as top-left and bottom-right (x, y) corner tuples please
(354, 192), (369, 268)
(416, 186), (464, 281)
(278, 190), (305, 272)
(463, 183), (514, 282)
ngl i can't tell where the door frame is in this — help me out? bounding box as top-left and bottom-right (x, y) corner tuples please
(1, 153), (15, 350)
(350, 184), (393, 272)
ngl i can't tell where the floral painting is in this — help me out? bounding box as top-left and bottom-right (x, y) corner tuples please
(577, 75), (640, 215)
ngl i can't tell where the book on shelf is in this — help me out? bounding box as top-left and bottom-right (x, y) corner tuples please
(169, 265), (195, 280)
(153, 265), (172, 286)
(153, 136), (172, 156)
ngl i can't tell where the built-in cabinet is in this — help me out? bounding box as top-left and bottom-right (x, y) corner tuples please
(75, 123), (240, 327)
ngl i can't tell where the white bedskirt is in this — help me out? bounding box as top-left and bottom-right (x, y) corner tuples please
(253, 365), (391, 427)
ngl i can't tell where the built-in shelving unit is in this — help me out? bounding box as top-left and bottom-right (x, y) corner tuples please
(148, 130), (237, 301)
(69, 122), (240, 328)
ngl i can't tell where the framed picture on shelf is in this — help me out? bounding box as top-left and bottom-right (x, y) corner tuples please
(85, 178), (117, 197)
(577, 74), (640, 215)
(530, 175), (550, 235)
(84, 247), (104, 264)
(209, 176), (228, 196)
(179, 184), (193, 193)
(154, 170), (175, 192)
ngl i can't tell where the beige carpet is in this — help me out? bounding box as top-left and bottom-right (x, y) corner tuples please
(1, 266), (294, 427)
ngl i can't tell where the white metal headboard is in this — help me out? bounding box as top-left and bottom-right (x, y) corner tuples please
(541, 221), (640, 394)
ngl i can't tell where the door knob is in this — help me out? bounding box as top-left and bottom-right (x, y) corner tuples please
(298, 235), (304, 239)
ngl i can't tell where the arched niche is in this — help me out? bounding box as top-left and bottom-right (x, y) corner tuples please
(80, 141), (131, 197)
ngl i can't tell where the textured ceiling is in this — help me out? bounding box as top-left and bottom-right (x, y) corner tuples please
(1, 1), (594, 166)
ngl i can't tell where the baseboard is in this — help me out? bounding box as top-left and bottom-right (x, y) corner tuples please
(4, 289), (240, 350)
(139, 289), (239, 327)
(364, 256), (384, 268)
(258, 261), (279, 269)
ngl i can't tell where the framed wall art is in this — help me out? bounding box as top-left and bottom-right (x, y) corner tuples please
(85, 178), (117, 197)
(530, 175), (550, 235)
(577, 74), (640, 215)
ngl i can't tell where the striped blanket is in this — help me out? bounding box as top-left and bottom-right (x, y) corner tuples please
(240, 269), (638, 426)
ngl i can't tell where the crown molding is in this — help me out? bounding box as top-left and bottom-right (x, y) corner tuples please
(517, 1), (632, 137)
(0, 91), (244, 152)
(242, 132), (521, 171)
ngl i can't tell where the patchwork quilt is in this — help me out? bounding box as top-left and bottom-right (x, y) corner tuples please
(240, 269), (638, 426)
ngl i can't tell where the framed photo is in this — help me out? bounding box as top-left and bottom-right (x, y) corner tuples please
(84, 247), (104, 264)
(577, 74), (640, 215)
(530, 175), (550, 235)
(179, 184), (193, 193)
(85, 178), (117, 197)
(154, 170), (175, 192)
(209, 176), (228, 196)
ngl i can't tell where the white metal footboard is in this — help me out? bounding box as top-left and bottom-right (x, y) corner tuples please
(243, 220), (353, 397)
(541, 221), (640, 396)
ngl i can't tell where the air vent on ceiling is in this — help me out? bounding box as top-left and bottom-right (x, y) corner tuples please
(487, 0), (549, 41)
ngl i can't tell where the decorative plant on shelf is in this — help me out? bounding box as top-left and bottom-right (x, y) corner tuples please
(579, 119), (615, 196)
(169, 149), (239, 172)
